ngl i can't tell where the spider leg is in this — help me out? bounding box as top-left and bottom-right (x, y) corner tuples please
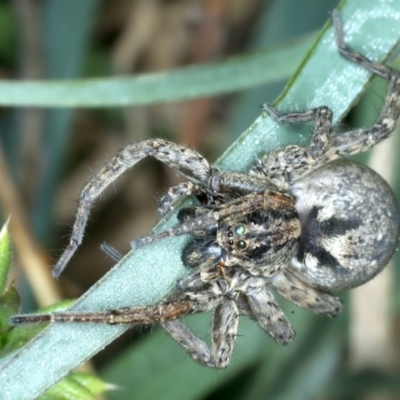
(325, 11), (400, 157)
(245, 287), (295, 344)
(332, 10), (392, 80)
(10, 299), (194, 325)
(53, 139), (213, 278)
(10, 279), (224, 324)
(158, 181), (205, 218)
(162, 298), (238, 368)
(270, 270), (343, 317)
(261, 104), (332, 160)
(100, 242), (123, 262)
(209, 172), (279, 195)
(11, 280), (238, 368)
(177, 272), (206, 291)
(181, 240), (223, 282)
(251, 105), (333, 185)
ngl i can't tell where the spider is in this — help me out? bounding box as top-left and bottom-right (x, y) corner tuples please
(11, 11), (400, 368)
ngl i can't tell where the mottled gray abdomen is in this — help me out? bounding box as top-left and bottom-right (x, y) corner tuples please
(289, 159), (399, 291)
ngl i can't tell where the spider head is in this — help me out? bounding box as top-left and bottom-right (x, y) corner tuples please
(216, 210), (301, 275)
(182, 208), (301, 278)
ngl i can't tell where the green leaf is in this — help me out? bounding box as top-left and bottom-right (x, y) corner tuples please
(0, 286), (20, 349)
(1, 1), (400, 399)
(39, 372), (110, 400)
(0, 218), (12, 294)
(0, 34), (313, 107)
(65, 372), (113, 396)
(39, 375), (96, 400)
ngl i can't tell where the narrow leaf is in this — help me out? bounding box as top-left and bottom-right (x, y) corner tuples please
(0, 35), (313, 107)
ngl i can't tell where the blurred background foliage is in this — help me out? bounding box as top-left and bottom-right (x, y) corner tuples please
(0, 0), (399, 399)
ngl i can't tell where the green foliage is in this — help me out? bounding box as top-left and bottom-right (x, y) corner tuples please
(0, 36), (312, 108)
(40, 372), (111, 400)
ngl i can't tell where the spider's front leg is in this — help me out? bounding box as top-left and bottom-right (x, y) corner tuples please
(53, 139), (213, 278)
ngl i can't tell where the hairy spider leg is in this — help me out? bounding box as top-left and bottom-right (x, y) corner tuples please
(250, 105), (335, 185)
(261, 104), (333, 161)
(162, 299), (238, 368)
(10, 277), (297, 366)
(327, 10), (400, 157)
(270, 270), (343, 317)
(246, 286), (295, 344)
(10, 280), (224, 325)
(100, 242), (123, 262)
(158, 181), (206, 218)
(10, 280), (237, 368)
(53, 139), (213, 278)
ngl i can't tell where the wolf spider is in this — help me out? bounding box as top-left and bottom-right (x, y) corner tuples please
(11, 11), (400, 368)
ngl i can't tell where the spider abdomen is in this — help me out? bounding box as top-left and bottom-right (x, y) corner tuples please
(290, 159), (399, 291)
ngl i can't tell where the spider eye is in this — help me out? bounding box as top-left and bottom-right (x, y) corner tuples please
(235, 225), (246, 235)
(228, 239), (234, 246)
(237, 240), (247, 249)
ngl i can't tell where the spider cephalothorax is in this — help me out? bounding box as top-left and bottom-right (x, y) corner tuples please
(215, 208), (301, 272)
(181, 191), (301, 277)
(11, 11), (400, 368)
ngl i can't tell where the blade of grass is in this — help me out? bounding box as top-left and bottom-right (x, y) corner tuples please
(0, 0), (400, 399)
(0, 35), (314, 107)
